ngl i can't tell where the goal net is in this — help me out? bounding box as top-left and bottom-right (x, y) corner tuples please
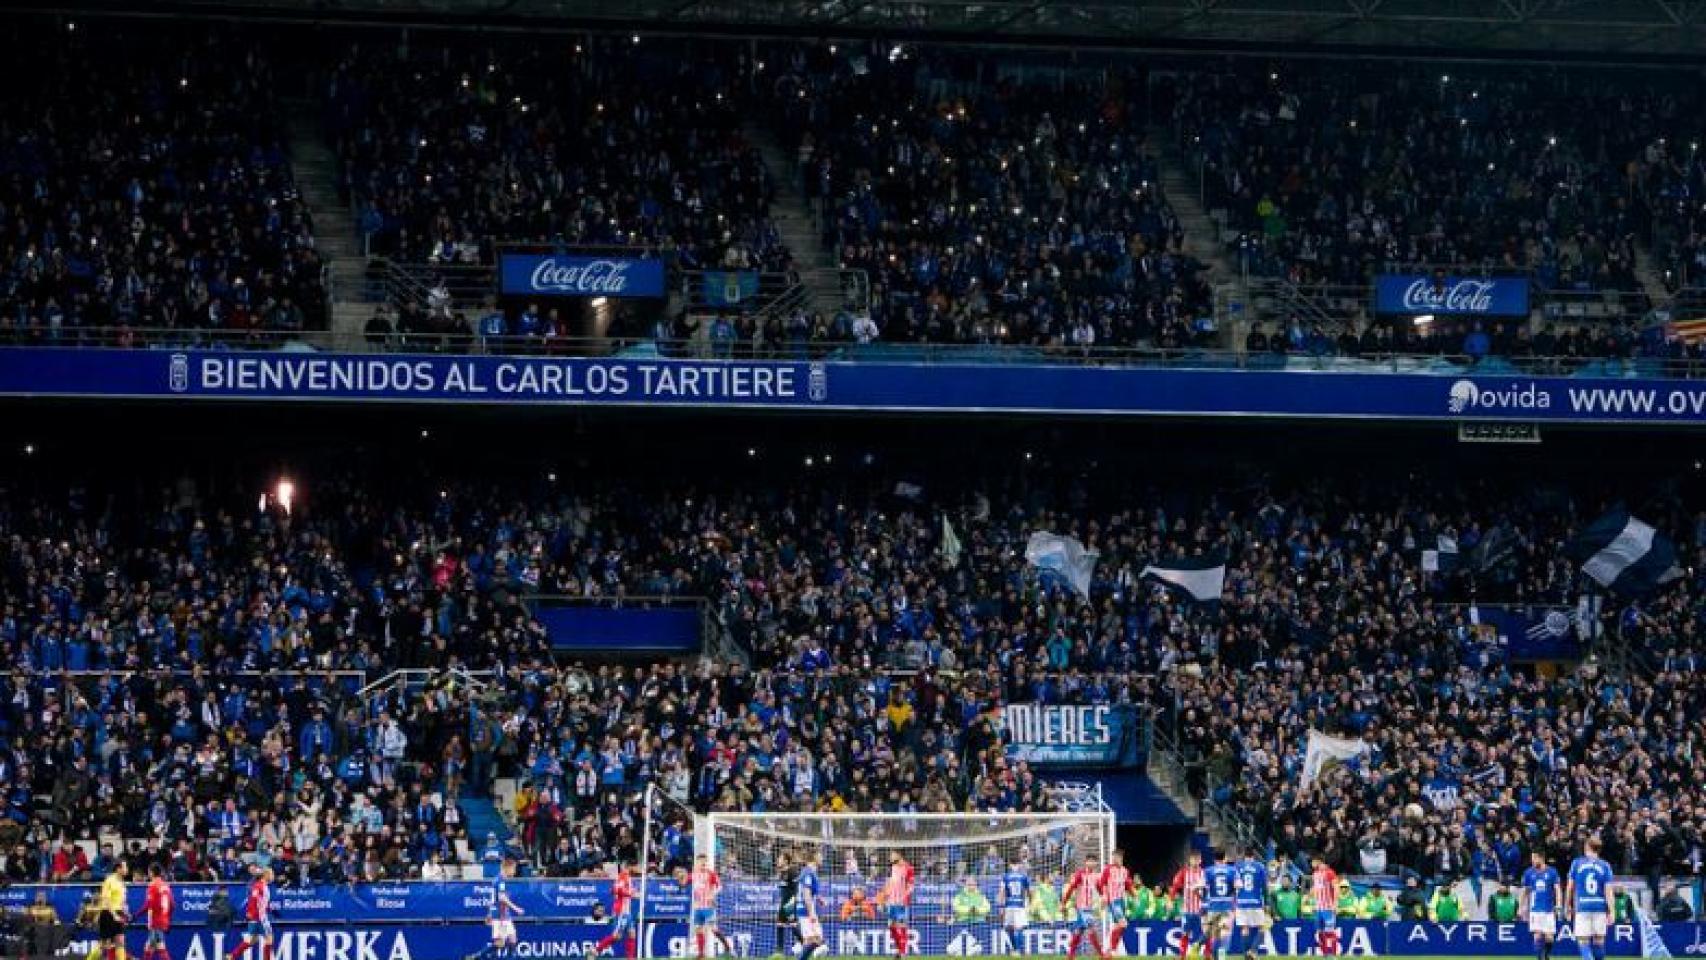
(702, 812), (1115, 958)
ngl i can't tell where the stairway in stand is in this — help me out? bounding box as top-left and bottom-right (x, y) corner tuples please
(286, 102), (377, 347)
(744, 123), (852, 317)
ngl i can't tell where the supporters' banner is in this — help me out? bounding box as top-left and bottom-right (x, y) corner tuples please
(701, 271), (761, 307)
(498, 254), (666, 298)
(1001, 703), (1138, 766)
(24, 349), (1706, 424)
(1374, 274), (1531, 316)
(0, 878), (691, 925)
(1467, 604), (1584, 660)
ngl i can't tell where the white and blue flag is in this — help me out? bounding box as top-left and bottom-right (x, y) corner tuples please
(1566, 509), (1684, 596)
(1024, 531), (1098, 599)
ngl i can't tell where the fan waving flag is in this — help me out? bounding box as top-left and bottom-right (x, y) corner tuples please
(1300, 730), (1371, 790)
(1140, 549), (1227, 604)
(1024, 531), (1098, 598)
(1565, 508), (1684, 596)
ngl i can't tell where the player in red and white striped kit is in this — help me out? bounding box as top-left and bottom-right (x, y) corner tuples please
(1099, 850), (1139, 953)
(1169, 853), (1206, 960)
(1310, 858), (1342, 957)
(880, 852), (915, 958)
(1061, 855), (1108, 960)
(690, 856), (735, 959)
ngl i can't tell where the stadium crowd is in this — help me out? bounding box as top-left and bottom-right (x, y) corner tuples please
(765, 47), (1217, 350)
(13, 21), (1706, 360)
(1172, 64), (1662, 292)
(3, 446), (1705, 888)
(325, 38), (787, 274)
(0, 24), (326, 345)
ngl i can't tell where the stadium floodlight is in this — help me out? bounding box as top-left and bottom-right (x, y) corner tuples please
(651, 810), (1115, 959)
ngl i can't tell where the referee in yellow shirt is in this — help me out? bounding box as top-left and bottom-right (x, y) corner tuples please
(96, 860), (129, 960)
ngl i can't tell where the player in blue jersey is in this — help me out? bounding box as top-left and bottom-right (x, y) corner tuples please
(1000, 861), (1032, 956)
(1201, 854), (1238, 960)
(1520, 851), (1562, 960)
(469, 858), (525, 960)
(1566, 838), (1615, 960)
(795, 852), (825, 960)
(1230, 849), (1270, 960)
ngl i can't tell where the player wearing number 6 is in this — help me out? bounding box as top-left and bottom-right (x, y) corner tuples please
(1061, 854), (1108, 960)
(1565, 838), (1614, 960)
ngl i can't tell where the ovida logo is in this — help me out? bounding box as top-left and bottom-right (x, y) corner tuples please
(529, 258), (638, 295)
(1447, 379), (1551, 414)
(1402, 278), (1498, 313)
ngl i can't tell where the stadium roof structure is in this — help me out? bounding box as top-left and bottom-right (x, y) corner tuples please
(42, 0), (1706, 59)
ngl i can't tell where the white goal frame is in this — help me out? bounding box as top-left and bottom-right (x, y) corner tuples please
(660, 809), (1115, 959)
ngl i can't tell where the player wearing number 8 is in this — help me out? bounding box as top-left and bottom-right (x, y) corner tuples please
(1565, 838), (1615, 960)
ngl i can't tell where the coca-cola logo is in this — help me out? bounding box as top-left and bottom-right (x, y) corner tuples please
(1399, 278), (1501, 313)
(527, 258), (640, 295)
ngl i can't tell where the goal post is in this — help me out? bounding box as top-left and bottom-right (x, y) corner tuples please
(702, 812), (1116, 958)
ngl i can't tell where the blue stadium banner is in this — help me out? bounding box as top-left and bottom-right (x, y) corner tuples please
(1001, 703), (1138, 766)
(1374, 274), (1531, 316)
(534, 605), (700, 653)
(17, 348), (1706, 424)
(498, 254), (666, 298)
(701, 270), (761, 307)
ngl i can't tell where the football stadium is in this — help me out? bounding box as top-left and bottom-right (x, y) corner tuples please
(2, 3), (1706, 960)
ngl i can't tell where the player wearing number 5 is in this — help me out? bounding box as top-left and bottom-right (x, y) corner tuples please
(1564, 838), (1615, 960)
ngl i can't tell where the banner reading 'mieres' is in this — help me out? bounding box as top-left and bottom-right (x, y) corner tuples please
(1002, 703), (1135, 766)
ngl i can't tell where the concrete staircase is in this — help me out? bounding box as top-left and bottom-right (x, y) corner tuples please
(1634, 245), (1672, 309)
(287, 105), (377, 346)
(1148, 750), (1241, 853)
(744, 123), (856, 319)
(1155, 138), (1251, 344)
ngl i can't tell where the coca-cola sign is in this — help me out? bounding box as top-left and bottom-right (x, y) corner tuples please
(500, 254), (666, 299)
(1374, 274), (1529, 317)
